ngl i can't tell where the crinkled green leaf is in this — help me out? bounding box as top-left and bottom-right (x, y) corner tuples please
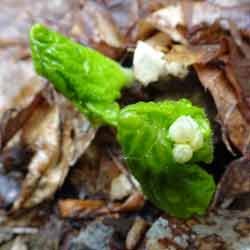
(117, 99), (215, 218)
(30, 24), (132, 126)
(118, 99), (213, 167)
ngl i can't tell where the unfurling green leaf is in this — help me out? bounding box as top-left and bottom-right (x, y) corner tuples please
(30, 24), (133, 126)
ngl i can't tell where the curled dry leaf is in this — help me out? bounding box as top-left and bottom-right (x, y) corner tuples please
(0, 49), (45, 149)
(110, 192), (145, 213)
(56, 95), (96, 181)
(195, 64), (250, 154)
(11, 91), (96, 211)
(224, 37), (250, 123)
(58, 199), (105, 218)
(13, 98), (61, 210)
(58, 192), (144, 219)
(214, 156), (250, 208)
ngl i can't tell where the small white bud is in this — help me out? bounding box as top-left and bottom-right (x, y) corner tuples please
(173, 144), (193, 163)
(169, 116), (198, 144)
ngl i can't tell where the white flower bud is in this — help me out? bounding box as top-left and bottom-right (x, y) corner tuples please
(168, 116), (199, 144)
(173, 144), (193, 164)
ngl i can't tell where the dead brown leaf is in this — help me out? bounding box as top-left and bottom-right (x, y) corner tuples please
(224, 37), (250, 123)
(58, 192), (144, 219)
(7, 90), (96, 211)
(58, 199), (105, 218)
(0, 49), (45, 149)
(214, 156), (250, 207)
(13, 98), (61, 210)
(195, 64), (250, 154)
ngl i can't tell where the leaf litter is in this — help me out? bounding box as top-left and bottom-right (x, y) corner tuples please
(1, 0), (250, 249)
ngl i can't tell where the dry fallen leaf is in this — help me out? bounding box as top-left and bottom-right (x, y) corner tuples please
(0, 49), (45, 149)
(58, 192), (144, 219)
(224, 37), (250, 122)
(214, 156), (250, 208)
(58, 199), (105, 218)
(195, 64), (250, 154)
(13, 97), (61, 210)
(9, 91), (96, 211)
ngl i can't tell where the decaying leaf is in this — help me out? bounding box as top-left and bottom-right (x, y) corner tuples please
(224, 37), (250, 122)
(214, 156), (250, 208)
(12, 97), (61, 210)
(195, 64), (250, 154)
(58, 199), (105, 218)
(7, 91), (96, 211)
(58, 192), (144, 219)
(0, 49), (45, 149)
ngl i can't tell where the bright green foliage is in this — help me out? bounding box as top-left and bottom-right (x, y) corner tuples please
(30, 24), (132, 126)
(30, 25), (215, 219)
(117, 99), (215, 218)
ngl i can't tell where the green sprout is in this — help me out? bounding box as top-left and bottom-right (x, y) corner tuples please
(30, 24), (216, 218)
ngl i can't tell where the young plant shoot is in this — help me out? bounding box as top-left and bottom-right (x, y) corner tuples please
(30, 24), (215, 218)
